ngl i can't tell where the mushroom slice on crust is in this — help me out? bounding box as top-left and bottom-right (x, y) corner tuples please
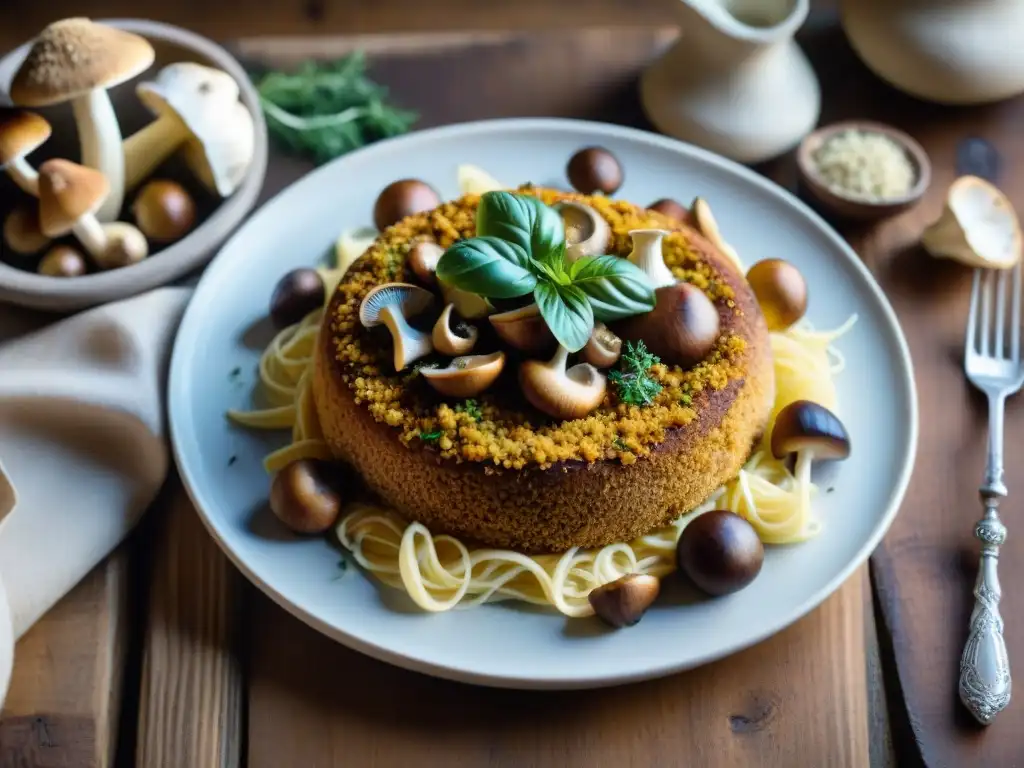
(488, 302), (557, 354)
(359, 282), (436, 372)
(519, 345), (607, 421)
(432, 303), (479, 357)
(420, 351), (505, 398)
(554, 201), (611, 263)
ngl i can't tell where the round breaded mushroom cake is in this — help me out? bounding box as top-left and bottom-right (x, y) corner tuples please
(313, 187), (774, 554)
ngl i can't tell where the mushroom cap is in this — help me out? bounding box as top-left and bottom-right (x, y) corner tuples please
(408, 240), (443, 285)
(3, 204), (50, 254)
(10, 18), (155, 106)
(432, 303), (479, 356)
(519, 350), (607, 421)
(770, 399), (850, 461)
(131, 178), (197, 242)
(922, 175), (1022, 269)
(420, 351), (505, 398)
(182, 100), (255, 197)
(359, 282), (435, 328)
(581, 322), (622, 368)
(555, 200), (611, 262)
(745, 258), (808, 332)
(488, 302), (557, 354)
(96, 222), (149, 269)
(0, 110), (51, 165)
(588, 574), (660, 628)
(136, 62), (240, 122)
(37, 158), (109, 237)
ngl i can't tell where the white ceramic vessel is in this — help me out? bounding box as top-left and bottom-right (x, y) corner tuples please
(640, 0), (820, 164)
(842, 0), (1024, 105)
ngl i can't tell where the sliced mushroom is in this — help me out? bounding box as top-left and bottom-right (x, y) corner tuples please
(554, 201), (611, 262)
(359, 282), (436, 371)
(440, 279), (494, 319)
(626, 228), (675, 289)
(922, 175), (1022, 269)
(0, 110), (50, 195)
(692, 197), (744, 272)
(408, 240), (443, 285)
(10, 19), (155, 221)
(746, 258), (808, 331)
(582, 322), (622, 368)
(3, 204), (49, 255)
(489, 303), (557, 354)
(588, 574), (660, 628)
(432, 303), (479, 356)
(420, 351), (505, 397)
(519, 345), (607, 420)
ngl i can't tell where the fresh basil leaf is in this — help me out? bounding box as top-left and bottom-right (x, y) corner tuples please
(534, 282), (594, 353)
(532, 258), (570, 287)
(476, 191), (565, 264)
(436, 237), (537, 298)
(569, 255), (657, 322)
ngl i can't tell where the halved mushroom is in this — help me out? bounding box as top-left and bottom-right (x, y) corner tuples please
(519, 345), (607, 420)
(432, 303), (479, 357)
(489, 302), (557, 354)
(692, 197), (744, 272)
(10, 19), (155, 221)
(771, 400), (851, 525)
(359, 282), (436, 371)
(0, 110), (50, 195)
(588, 573), (660, 628)
(582, 322), (622, 368)
(554, 201), (611, 262)
(420, 351), (505, 397)
(922, 175), (1022, 269)
(746, 258), (808, 332)
(3, 204), (49, 255)
(626, 228), (676, 289)
(440, 279), (494, 320)
(408, 241), (443, 285)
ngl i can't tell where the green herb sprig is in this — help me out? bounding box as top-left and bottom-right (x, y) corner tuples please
(255, 54), (418, 164)
(609, 341), (663, 406)
(418, 428), (443, 443)
(436, 192), (656, 352)
(455, 399), (483, 421)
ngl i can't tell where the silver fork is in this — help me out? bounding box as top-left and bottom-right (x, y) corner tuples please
(959, 264), (1023, 725)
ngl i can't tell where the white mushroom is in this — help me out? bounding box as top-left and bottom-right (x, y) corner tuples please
(626, 229), (675, 289)
(420, 351), (505, 398)
(922, 175), (1022, 269)
(519, 345), (607, 420)
(10, 18), (155, 221)
(359, 282), (436, 371)
(36, 159), (148, 269)
(123, 62), (254, 196)
(555, 201), (611, 262)
(0, 110), (50, 195)
(432, 303), (478, 356)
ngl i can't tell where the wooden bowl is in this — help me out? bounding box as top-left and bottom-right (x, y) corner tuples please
(0, 19), (269, 311)
(796, 120), (930, 222)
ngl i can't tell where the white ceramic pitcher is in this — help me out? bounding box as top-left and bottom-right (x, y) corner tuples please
(640, 0), (820, 164)
(842, 0), (1024, 105)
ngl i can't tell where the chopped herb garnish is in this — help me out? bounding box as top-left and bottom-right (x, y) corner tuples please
(680, 393), (692, 406)
(613, 436), (630, 452)
(456, 399), (482, 421)
(609, 340), (663, 406)
(418, 429), (443, 443)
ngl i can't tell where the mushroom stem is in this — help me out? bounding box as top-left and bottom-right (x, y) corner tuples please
(793, 450), (813, 525)
(548, 344), (571, 373)
(72, 89), (125, 222)
(70, 214), (109, 258)
(381, 305), (433, 370)
(123, 115), (192, 191)
(5, 157), (38, 196)
(627, 229), (675, 288)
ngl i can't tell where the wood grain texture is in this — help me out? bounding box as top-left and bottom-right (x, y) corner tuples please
(135, 480), (244, 768)
(248, 569), (869, 768)
(0, 551), (127, 768)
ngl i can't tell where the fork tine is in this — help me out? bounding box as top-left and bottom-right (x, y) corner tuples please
(967, 269), (981, 357)
(981, 270), (994, 357)
(996, 268), (1008, 357)
(1013, 262), (1022, 365)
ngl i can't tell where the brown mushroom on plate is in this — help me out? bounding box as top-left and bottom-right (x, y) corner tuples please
(270, 268), (326, 329)
(269, 458), (342, 534)
(554, 200), (611, 262)
(359, 282), (436, 371)
(10, 18), (155, 221)
(613, 283), (720, 369)
(432, 303), (478, 356)
(567, 146), (623, 195)
(746, 258), (808, 331)
(581, 322), (622, 368)
(3, 204), (50, 255)
(420, 351), (505, 397)
(676, 510), (764, 596)
(588, 573), (660, 628)
(0, 110), (50, 196)
(131, 179), (197, 243)
(519, 345), (607, 420)
(373, 179), (442, 231)
(648, 198), (693, 225)
(489, 303), (557, 354)
(408, 241), (443, 285)
(37, 245), (88, 278)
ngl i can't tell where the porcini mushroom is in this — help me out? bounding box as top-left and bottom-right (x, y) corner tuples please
(131, 179), (197, 243)
(270, 268), (326, 329)
(613, 283), (720, 369)
(692, 197), (744, 272)
(3, 204), (49, 254)
(626, 229), (676, 289)
(581, 322), (622, 368)
(588, 574), (660, 628)
(36, 158), (148, 269)
(922, 175), (1022, 269)
(746, 258), (808, 331)
(554, 201), (612, 262)
(0, 110), (50, 195)
(432, 303), (479, 356)
(567, 146), (623, 196)
(489, 302), (557, 354)
(373, 179), (442, 231)
(10, 18), (155, 221)
(676, 510), (763, 596)
(771, 400), (851, 531)
(420, 351), (505, 397)
(519, 345), (607, 420)
(359, 282), (436, 371)
(408, 240), (443, 285)
(269, 458), (342, 534)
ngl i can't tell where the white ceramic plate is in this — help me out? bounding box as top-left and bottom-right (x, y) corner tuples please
(169, 118), (917, 690)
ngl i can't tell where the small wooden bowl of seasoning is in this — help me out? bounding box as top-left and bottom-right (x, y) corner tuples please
(796, 120), (931, 221)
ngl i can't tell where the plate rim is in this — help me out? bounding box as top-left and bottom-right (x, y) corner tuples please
(168, 116), (919, 689)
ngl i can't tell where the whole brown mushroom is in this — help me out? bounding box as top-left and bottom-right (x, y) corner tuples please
(648, 198), (693, 225)
(269, 459), (343, 535)
(588, 573), (661, 628)
(746, 258), (808, 331)
(3, 204), (50, 255)
(132, 179), (197, 243)
(676, 510), (764, 596)
(38, 245), (88, 277)
(612, 283), (720, 369)
(270, 268), (325, 329)
(373, 179), (441, 231)
(567, 147), (623, 195)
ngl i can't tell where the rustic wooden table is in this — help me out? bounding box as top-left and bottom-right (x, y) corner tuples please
(3, 15), (1024, 768)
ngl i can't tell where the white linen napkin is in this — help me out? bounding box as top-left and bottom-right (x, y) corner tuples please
(0, 287), (190, 706)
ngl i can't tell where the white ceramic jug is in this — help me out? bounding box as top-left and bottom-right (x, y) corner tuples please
(842, 0), (1024, 105)
(640, 0), (820, 164)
